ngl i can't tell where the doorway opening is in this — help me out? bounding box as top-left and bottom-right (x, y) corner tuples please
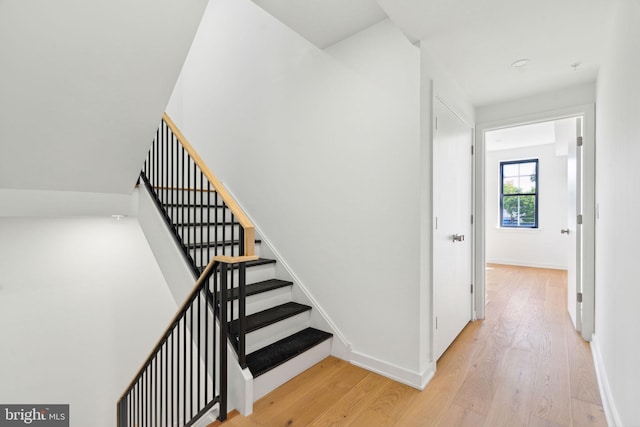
(474, 105), (595, 341)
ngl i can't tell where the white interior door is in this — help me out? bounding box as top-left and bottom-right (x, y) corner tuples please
(566, 117), (583, 331)
(433, 98), (473, 361)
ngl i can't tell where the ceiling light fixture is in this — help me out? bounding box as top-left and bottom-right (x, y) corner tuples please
(511, 58), (530, 69)
(111, 214), (127, 220)
(570, 62), (581, 71)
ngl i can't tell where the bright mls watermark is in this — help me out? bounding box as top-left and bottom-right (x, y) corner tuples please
(0, 405), (68, 426)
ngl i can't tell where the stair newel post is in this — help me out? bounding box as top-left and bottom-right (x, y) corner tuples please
(218, 262), (228, 422)
(238, 261), (247, 369)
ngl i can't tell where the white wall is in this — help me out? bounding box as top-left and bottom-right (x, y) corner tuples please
(167, 0), (425, 383)
(485, 144), (568, 269)
(0, 0), (208, 194)
(592, 0), (640, 425)
(0, 189), (136, 217)
(476, 82), (596, 124)
(0, 217), (177, 427)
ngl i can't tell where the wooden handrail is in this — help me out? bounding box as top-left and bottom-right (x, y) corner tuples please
(118, 253), (259, 400)
(162, 113), (255, 257)
(119, 255), (218, 400)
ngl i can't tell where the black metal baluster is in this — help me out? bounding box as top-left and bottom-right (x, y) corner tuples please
(164, 341), (168, 427)
(170, 329), (174, 427)
(189, 300), (193, 419)
(163, 122), (173, 211)
(154, 360), (157, 426)
(204, 278), (209, 405)
(214, 192), (219, 257)
(147, 367), (150, 427)
(196, 290), (201, 414)
(219, 263), (228, 421)
(138, 379), (141, 427)
(200, 173), (204, 270)
(187, 155), (191, 263)
(158, 345), (162, 427)
(239, 260), (247, 368)
(183, 312), (188, 424)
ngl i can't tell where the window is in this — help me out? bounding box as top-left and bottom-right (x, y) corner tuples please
(500, 159), (538, 228)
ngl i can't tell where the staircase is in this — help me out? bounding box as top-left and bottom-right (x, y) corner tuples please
(119, 115), (337, 426)
(166, 192), (333, 401)
(162, 190), (332, 401)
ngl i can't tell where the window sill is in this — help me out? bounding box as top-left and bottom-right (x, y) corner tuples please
(496, 226), (540, 233)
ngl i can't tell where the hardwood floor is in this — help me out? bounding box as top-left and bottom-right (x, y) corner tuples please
(219, 264), (606, 427)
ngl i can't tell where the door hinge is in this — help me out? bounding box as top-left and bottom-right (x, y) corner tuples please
(470, 284), (474, 294)
(577, 214), (583, 225)
(435, 316), (438, 330)
(471, 145), (475, 155)
(471, 214), (474, 225)
(435, 117), (438, 131)
(577, 292), (583, 303)
(577, 136), (583, 147)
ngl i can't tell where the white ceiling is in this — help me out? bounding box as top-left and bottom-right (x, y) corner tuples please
(250, 0), (387, 48)
(251, 0), (615, 106)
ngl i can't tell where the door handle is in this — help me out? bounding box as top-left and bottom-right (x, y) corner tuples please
(561, 228), (570, 235)
(452, 234), (465, 242)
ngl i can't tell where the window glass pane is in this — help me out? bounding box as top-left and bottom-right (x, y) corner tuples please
(519, 162), (537, 176)
(518, 175), (537, 193)
(502, 195), (519, 225)
(518, 195), (536, 226)
(503, 177), (518, 194)
(502, 164), (520, 177)
(502, 195), (537, 227)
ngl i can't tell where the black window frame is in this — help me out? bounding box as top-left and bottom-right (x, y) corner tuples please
(500, 159), (539, 229)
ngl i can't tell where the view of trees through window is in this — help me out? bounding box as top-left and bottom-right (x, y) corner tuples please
(500, 159), (538, 228)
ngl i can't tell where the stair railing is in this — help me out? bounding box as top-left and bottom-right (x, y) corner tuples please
(119, 115), (257, 425)
(117, 255), (256, 427)
(140, 113), (255, 275)
(139, 113), (254, 366)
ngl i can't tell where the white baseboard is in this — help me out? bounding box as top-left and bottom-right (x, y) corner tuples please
(486, 258), (567, 270)
(350, 350), (434, 391)
(591, 334), (622, 427)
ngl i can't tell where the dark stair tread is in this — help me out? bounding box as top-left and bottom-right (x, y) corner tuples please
(246, 327), (333, 377)
(186, 239), (261, 250)
(224, 279), (293, 301)
(229, 302), (311, 335)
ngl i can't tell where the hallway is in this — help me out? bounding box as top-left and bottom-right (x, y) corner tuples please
(218, 264), (606, 426)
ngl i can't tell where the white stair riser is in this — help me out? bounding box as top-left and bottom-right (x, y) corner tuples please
(252, 340), (332, 401)
(245, 311), (310, 354)
(245, 286), (292, 316)
(224, 286), (292, 317)
(233, 264), (276, 286)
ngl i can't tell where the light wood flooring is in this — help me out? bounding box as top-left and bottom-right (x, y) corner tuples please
(218, 264), (607, 427)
